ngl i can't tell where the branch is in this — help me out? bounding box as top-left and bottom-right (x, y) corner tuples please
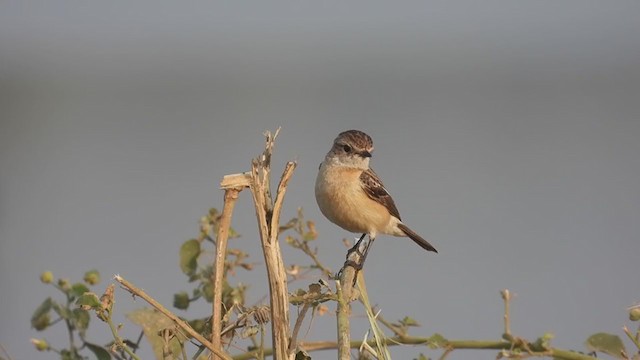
(336, 242), (365, 359)
(501, 289), (512, 338)
(211, 175), (248, 359)
(211, 187), (248, 358)
(231, 336), (599, 360)
(288, 302), (311, 354)
(248, 129), (296, 360)
(113, 275), (232, 360)
(0, 343), (14, 360)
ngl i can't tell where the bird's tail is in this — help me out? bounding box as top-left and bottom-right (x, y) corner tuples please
(398, 223), (438, 253)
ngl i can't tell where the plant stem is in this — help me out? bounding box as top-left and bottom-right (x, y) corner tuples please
(105, 314), (141, 360)
(288, 302), (311, 353)
(623, 325), (640, 351)
(501, 289), (511, 337)
(212, 184), (245, 359)
(231, 336), (599, 360)
(114, 275), (232, 360)
(335, 279), (351, 360)
(248, 130), (296, 360)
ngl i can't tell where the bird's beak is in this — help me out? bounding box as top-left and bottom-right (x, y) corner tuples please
(360, 150), (372, 158)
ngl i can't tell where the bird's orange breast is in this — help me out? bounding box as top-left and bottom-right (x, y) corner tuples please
(315, 165), (391, 235)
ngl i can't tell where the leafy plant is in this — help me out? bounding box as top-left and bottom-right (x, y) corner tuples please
(30, 270), (134, 360)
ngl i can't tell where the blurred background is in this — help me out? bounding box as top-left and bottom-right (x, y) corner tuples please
(1, 2), (639, 359)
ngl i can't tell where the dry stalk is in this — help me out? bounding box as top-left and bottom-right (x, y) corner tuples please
(248, 129), (297, 360)
(336, 245), (366, 359)
(211, 173), (250, 359)
(501, 289), (512, 338)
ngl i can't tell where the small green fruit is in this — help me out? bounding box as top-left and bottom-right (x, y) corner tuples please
(58, 278), (71, 291)
(31, 338), (49, 351)
(629, 307), (640, 321)
(83, 270), (100, 285)
(40, 271), (54, 284)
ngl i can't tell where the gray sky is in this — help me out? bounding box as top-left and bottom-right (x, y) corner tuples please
(1, 2), (639, 359)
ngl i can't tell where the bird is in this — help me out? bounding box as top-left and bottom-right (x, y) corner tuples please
(315, 129), (437, 269)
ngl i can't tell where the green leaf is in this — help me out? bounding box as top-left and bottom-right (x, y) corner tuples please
(230, 283), (246, 305)
(60, 349), (74, 360)
(202, 281), (214, 302)
(400, 316), (420, 327)
(585, 332), (626, 358)
(71, 283), (90, 298)
(189, 318), (207, 334)
(31, 297), (53, 330)
(173, 291), (190, 310)
(192, 287), (202, 298)
(180, 239), (201, 276)
(75, 292), (101, 309)
(60, 348), (82, 360)
(532, 332), (555, 350)
(53, 302), (73, 320)
(85, 342), (111, 360)
(127, 308), (184, 360)
(228, 226), (240, 239)
(303, 230), (316, 241)
(72, 308), (91, 331)
(427, 333), (448, 349)
(295, 288), (307, 297)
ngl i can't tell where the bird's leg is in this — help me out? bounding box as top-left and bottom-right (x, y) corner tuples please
(348, 233), (368, 258)
(359, 235), (375, 266)
(336, 234), (367, 279)
(345, 233), (367, 267)
(339, 233), (376, 278)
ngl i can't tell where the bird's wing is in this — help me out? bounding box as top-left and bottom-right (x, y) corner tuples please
(360, 168), (402, 220)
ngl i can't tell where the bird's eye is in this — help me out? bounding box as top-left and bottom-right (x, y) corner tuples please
(342, 145), (352, 153)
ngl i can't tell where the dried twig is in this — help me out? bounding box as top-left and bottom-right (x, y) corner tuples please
(211, 174), (249, 358)
(288, 302), (312, 354)
(501, 289), (512, 338)
(113, 275), (232, 360)
(248, 129), (296, 359)
(0, 343), (14, 360)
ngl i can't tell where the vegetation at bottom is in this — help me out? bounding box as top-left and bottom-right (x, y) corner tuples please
(21, 131), (640, 360)
(25, 207), (640, 359)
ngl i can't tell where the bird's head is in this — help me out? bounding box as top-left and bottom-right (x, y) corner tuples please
(327, 130), (374, 169)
